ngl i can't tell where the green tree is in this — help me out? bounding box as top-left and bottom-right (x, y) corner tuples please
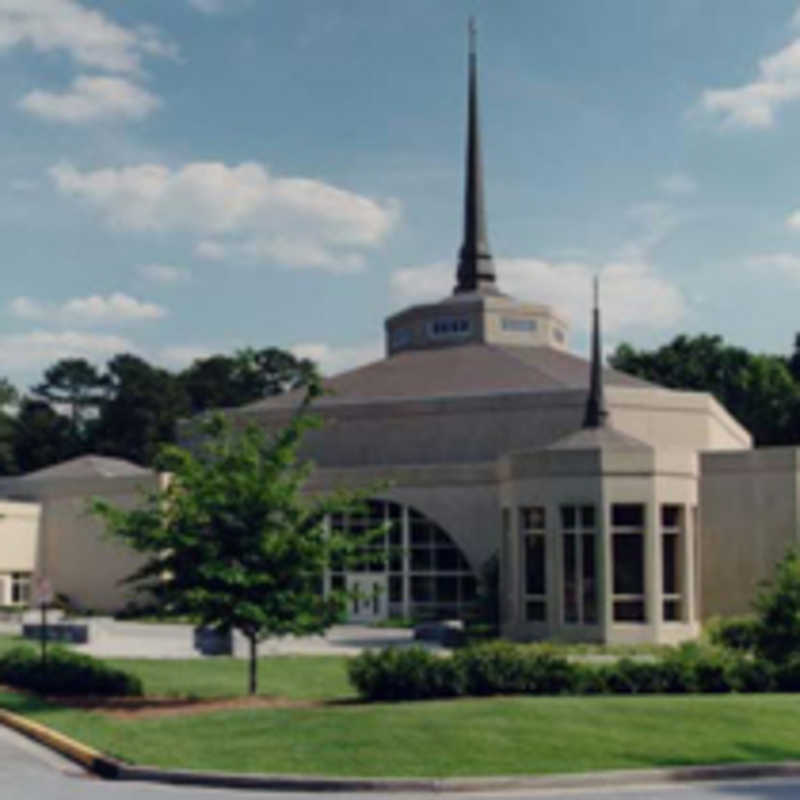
(93, 354), (189, 465)
(92, 387), (375, 694)
(610, 335), (800, 445)
(0, 378), (19, 475)
(32, 358), (108, 429)
(179, 348), (318, 414)
(13, 399), (78, 473)
(752, 549), (800, 663)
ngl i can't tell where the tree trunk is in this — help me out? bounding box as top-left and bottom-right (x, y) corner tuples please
(248, 634), (257, 695)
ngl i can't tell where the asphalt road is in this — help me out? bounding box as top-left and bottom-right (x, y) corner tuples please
(3, 723), (800, 800)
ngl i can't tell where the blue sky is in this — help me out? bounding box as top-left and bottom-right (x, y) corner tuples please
(2, 0), (800, 387)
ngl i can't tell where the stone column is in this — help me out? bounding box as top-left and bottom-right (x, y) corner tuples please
(682, 504), (696, 625)
(645, 492), (662, 639)
(601, 494), (613, 639)
(401, 504), (411, 620)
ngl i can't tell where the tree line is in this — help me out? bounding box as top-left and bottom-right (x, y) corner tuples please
(610, 333), (800, 446)
(4, 332), (800, 476)
(0, 348), (316, 475)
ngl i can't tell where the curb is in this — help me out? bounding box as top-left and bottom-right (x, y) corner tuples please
(4, 707), (800, 793)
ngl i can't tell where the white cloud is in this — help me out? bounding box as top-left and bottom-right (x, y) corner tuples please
(700, 12), (800, 129)
(290, 340), (383, 376)
(0, 329), (132, 373)
(187, 0), (250, 13)
(787, 209), (800, 230)
(194, 240), (228, 261)
(139, 264), (191, 284)
(49, 160), (399, 272)
(240, 237), (365, 273)
(747, 252), (800, 284)
(0, 0), (176, 74)
(390, 258), (686, 334)
(19, 75), (160, 123)
(156, 344), (215, 368)
(659, 173), (697, 195)
(10, 292), (166, 324)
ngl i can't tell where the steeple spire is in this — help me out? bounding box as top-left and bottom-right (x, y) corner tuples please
(455, 18), (497, 294)
(583, 277), (608, 428)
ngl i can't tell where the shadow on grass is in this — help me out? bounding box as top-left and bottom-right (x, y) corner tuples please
(623, 741), (800, 770)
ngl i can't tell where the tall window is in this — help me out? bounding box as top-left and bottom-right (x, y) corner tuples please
(520, 507), (546, 622)
(327, 501), (477, 620)
(11, 572), (31, 605)
(662, 505), (683, 622)
(561, 506), (598, 624)
(612, 504), (645, 622)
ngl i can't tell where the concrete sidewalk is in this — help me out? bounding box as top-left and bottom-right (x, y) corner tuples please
(0, 618), (440, 659)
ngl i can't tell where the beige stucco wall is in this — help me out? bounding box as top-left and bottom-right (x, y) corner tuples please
(307, 463), (501, 573)
(244, 386), (749, 472)
(0, 501), (41, 573)
(498, 446), (699, 645)
(0, 473), (160, 613)
(700, 447), (800, 619)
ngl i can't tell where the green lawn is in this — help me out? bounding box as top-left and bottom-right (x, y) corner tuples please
(4, 688), (800, 777)
(103, 655), (353, 701)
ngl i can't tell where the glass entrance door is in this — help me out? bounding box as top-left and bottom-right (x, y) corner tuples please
(346, 573), (388, 623)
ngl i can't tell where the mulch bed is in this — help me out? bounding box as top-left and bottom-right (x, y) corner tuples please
(1, 685), (319, 719)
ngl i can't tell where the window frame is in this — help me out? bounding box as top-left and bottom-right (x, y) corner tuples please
(611, 503), (646, 623)
(519, 506), (547, 623)
(560, 505), (598, 626)
(661, 504), (683, 623)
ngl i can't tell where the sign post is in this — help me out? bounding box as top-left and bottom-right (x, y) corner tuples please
(34, 577), (53, 668)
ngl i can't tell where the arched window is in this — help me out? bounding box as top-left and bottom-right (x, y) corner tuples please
(326, 499), (479, 621)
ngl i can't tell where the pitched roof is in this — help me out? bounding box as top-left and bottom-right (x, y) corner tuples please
(545, 426), (652, 452)
(239, 342), (654, 412)
(21, 454), (150, 481)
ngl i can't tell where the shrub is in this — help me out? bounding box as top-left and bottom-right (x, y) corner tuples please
(706, 616), (758, 652)
(347, 647), (463, 701)
(753, 549), (800, 664)
(663, 642), (733, 693)
(774, 654), (800, 691)
(0, 646), (142, 696)
(573, 664), (609, 694)
(454, 642), (574, 696)
(725, 656), (775, 693)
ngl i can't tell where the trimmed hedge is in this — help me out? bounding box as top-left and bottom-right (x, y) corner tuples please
(348, 641), (779, 702)
(0, 646), (143, 696)
(706, 616), (758, 652)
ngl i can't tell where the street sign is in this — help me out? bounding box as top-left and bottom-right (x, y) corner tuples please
(34, 576), (53, 606)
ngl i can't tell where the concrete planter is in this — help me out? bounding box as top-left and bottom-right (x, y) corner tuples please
(413, 619), (465, 647)
(21, 623), (89, 644)
(193, 626), (233, 656)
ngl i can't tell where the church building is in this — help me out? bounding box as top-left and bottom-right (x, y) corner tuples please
(0, 30), (797, 645)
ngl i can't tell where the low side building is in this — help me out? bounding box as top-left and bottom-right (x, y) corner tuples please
(0, 455), (160, 613)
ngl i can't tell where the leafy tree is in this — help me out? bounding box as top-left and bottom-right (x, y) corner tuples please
(179, 348), (317, 414)
(752, 549), (800, 663)
(32, 358), (108, 429)
(92, 387), (376, 694)
(0, 378), (19, 475)
(610, 335), (800, 445)
(93, 354), (189, 465)
(13, 399), (78, 473)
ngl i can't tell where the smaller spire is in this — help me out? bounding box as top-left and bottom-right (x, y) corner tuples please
(583, 276), (608, 428)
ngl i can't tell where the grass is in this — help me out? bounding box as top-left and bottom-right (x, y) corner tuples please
(4, 631), (800, 778)
(3, 689), (800, 777)
(102, 655), (353, 701)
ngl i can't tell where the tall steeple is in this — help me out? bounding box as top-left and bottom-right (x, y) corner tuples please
(455, 18), (497, 294)
(583, 277), (608, 428)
